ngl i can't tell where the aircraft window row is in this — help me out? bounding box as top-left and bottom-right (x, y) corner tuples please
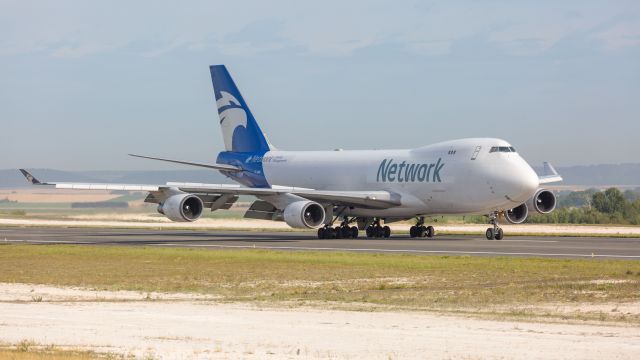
(489, 146), (517, 153)
(447, 150), (457, 155)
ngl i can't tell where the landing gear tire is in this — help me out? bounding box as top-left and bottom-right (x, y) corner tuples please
(318, 216), (361, 240)
(374, 226), (382, 238)
(411, 217), (435, 239)
(425, 225), (435, 238)
(318, 227), (336, 239)
(350, 226), (359, 239)
(340, 226), (348, 238)
(495, 228), (504, 240)
(485, 228), (494, 240)
(383, 226), (391, 238)
(366, 219), (390, 238)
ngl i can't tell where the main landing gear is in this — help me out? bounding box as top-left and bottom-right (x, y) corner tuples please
(365, 218), (391, 238)
(317, 217), (358, 239)
(317, 217), (391, 239)
(485, 212), (504, 240)
(410, 217), (435, 238)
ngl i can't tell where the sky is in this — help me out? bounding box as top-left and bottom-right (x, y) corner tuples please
(1, 0), (639, 170)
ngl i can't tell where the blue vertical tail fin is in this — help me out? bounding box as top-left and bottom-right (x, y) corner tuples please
(210, 65), (272, 154)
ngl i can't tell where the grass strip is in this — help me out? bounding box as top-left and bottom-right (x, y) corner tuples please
(1, 244), (639, 322)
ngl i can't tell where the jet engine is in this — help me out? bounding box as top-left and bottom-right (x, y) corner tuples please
(283, 201), (325, 228)
(527, 189), (557, 214)
(504, 203), (529, 224)
(157, 193), (204, 222)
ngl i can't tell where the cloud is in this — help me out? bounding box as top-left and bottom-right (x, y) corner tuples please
(594, 21), (640, 51)
(484, 2), (634, 55)
(50, 43), (120, 59)
(0, 0), (638, 59)
(406, 41), (452, 56)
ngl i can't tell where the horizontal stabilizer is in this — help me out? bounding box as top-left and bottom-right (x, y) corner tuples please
(538, 162), (563, 184)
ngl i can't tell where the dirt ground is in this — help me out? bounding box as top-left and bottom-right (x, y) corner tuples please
(0, 189), (119, 203)
(1, 283), (639, 359)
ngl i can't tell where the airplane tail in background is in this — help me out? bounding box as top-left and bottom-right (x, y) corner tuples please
(209, 65), (272, 154)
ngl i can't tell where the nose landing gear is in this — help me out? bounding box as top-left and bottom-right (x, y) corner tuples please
(485, 212), (504, 240)
(410, 217), (435, 238)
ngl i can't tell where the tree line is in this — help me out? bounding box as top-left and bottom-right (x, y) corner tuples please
(528, 188), (640, 225)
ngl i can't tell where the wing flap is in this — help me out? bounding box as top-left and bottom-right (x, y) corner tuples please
(244, 200), (279, 220)
(174, 185), (400, 209)
(292, 190), (401, 209)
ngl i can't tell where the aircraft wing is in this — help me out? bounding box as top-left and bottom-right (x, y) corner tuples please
(18, 170), (400, 209)
(128, 154), (242, 172)
(172, 183), (400, 209)
(538, 162), (563, 184)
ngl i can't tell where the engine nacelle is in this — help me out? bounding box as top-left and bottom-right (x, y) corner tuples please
(283, 201), (325, 229)
(504, 203), (529, 224)
(158, 193), (204, 222)
(527, 189), (557, 214)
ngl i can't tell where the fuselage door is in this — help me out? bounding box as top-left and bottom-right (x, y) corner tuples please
(471, 146), (481, 160)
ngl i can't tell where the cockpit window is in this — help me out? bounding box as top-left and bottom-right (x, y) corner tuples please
(489, 146), (517, 153)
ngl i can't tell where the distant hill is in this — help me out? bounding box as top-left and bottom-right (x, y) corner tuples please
(544, 164), (640, 186)
(1, 163), (640, 188)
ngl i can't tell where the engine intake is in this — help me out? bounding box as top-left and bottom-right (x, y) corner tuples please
(527, 189), (556, 214)
(158, 193), (204, 222)
(504, 203), (529, 224)
(283, 201), (325, 228)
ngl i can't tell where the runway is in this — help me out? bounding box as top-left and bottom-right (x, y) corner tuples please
(2, 226), (640, 259)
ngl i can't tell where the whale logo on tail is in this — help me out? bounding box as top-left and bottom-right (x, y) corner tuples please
(216, 91), (248, 151)
(210, 65), (271, 154)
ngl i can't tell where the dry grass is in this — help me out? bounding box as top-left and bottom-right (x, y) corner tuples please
(0, 341), (114, 359)
(1, 244), (639, 322)
(0, 350), (98, 360)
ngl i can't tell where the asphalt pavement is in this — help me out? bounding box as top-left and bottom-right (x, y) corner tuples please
(2, 226), (640, 259)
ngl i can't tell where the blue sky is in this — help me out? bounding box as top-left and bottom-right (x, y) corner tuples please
(1, 0), (639, 170)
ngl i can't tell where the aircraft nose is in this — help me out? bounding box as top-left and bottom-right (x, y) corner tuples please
(511, 160), (539, 201)
(521, 166), (539, 194)
(495, 158), (539, 203)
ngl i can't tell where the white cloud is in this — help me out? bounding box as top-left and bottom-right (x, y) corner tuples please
(50, 43), (120, 59)
(0, 0), (638, 58)
(594, 21), (640, 51)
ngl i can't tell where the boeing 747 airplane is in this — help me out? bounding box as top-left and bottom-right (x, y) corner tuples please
(20, 65), (562, 240)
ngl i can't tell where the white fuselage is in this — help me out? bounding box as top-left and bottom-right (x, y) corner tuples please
(260, 138), (540, 218)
